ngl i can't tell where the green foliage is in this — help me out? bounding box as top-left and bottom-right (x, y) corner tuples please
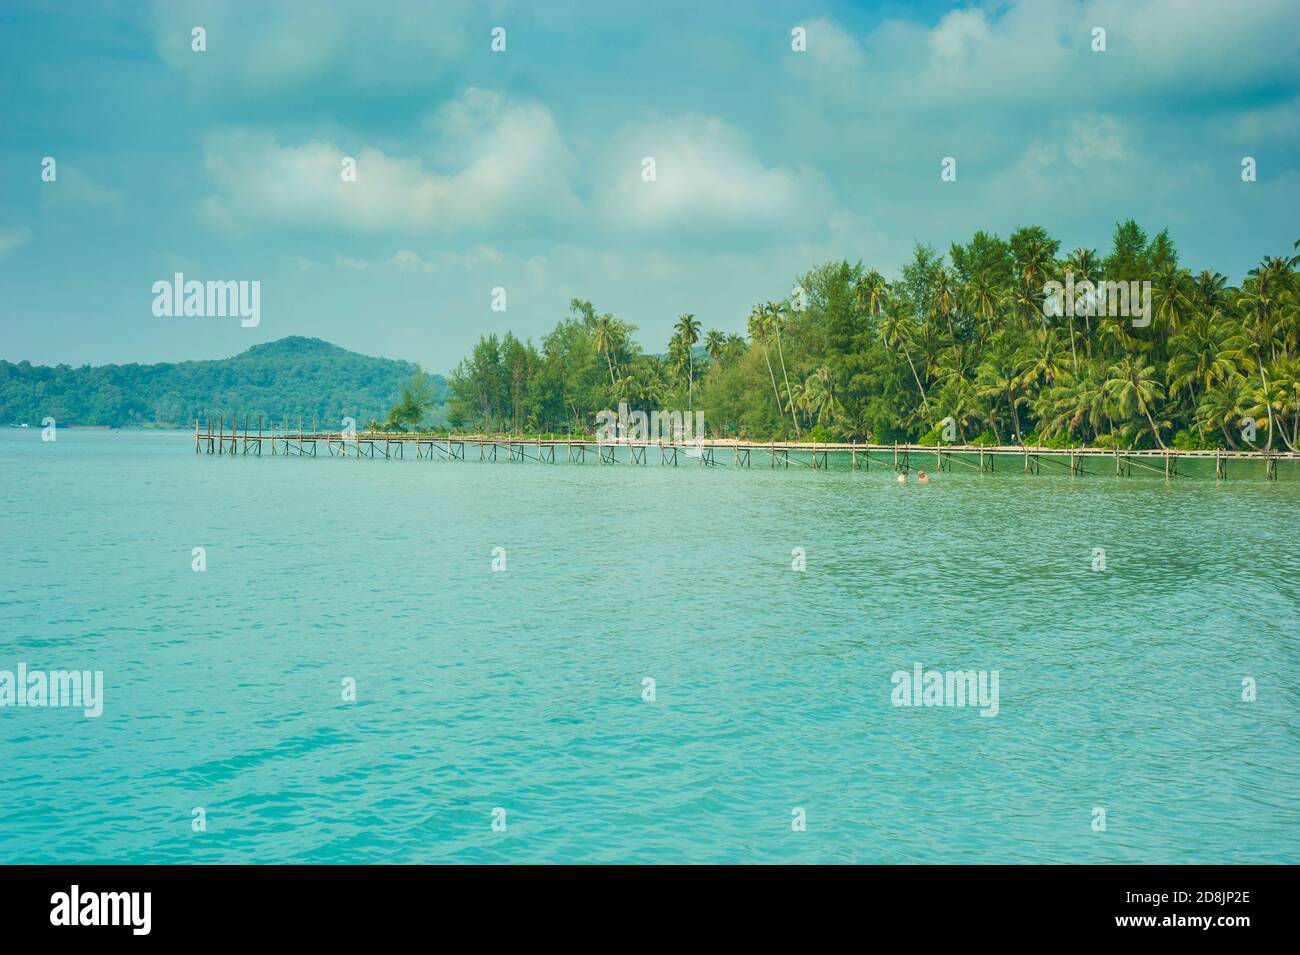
(433, 224), (1293, 451)
(0, 337), (447, 429)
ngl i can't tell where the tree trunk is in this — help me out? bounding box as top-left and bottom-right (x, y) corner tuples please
(1142, 405), (1166, 450)
(773, 324), (799, 436)
(762, 346), (782, 425)
(903, 347), (929, 411)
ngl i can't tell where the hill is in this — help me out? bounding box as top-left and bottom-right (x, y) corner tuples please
(0, 337), (448, 428)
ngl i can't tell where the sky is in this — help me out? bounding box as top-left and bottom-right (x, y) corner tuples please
(1, 0), (1297, 372)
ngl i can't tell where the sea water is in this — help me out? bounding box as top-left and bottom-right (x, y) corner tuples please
(1, 429), (1296, 863)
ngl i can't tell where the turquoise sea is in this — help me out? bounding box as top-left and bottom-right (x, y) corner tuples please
(1, 429), (1297, 863)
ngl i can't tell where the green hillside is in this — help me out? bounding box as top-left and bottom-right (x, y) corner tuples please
(0, 336), (448, 429)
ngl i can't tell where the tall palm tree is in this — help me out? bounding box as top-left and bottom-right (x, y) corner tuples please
(673, 313), (701, 410)
(764, 301), (799, 436)
(1237, 256), (1294, 442)
(881, 294), (929, 412)
(962, 270), (999, 338)
(592, 315), (619, 387)
(930, 266), (958, 339)
(668, 333), (690, 393)
(1063, 247), (1101, 348)
(854, 269), (887, 319)
(748, 305), (784, 424)
(704, 328), (726, 366)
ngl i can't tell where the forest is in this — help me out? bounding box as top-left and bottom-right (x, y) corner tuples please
(0, 336), (447, 430)
(443, 221), (1300, 451)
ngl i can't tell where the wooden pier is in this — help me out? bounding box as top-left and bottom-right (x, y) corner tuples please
(194, 416), (1297, 480)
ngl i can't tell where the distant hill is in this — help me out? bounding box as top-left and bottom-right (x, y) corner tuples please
(0, 336), (448, 428)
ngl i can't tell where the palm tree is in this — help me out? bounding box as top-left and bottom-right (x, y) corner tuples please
(1195, 379), (1256, 449)
(748, 305), (784, 425)
(1063, 246), (1105, 354)
(784, 379), (806, 432)
(802, 368), (845, 427)
(668, 333), (690, 394)
(1151, 261), (1191, 339)
(704, 328), (726, 366)
(975, 348), (1028, 445)
(592, 315), (619, 388)
(962, 270), (999, 338)
(1167, 310), (1245, 399)
(1034, 367), (1107, 444)
(930, 266), (958, 339)
(615, 374), (636, 406)
(1103, 356), (1167, 449)
(880, 294), (929, 412)
(673, 313), (701, 410)
(854, 269), (887, 319)
(764, 301), (799, 436)
(1237, 256), (1294, 442)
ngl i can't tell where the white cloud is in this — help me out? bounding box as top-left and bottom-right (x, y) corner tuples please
(151, 0), (467, 110)
(927, 9), (993, 68)
(789, 0), (1299, 113)
(597, 114), (833, 234)
(42, 168), (121, 207)
(390, 246), (504, 272)
(199, 90), (580, 235)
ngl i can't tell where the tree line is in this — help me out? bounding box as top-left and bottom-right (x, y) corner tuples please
(436, 221), (1299, 451)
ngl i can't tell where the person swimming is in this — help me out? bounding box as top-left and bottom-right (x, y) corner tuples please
(896, 468), (908, 484)
(917, 470), (930, 484)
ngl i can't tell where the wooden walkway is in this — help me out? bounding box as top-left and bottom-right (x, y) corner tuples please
(194, 416), (1296, 480)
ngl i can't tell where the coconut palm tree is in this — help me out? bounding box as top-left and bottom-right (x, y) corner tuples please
(1103, 356), (1167, 449)
(704, 328), (726, 366)
(880, 294), (929, 412)
(592, 315), (620, 388)
(764, 301), (799, 436)
(975, 348), (1029, 445)
(668, 333), (690, 394)
(673, 313), (701, 410)
(1167, 310), (1245, 399)
(961, 269), (1000, 338)
(854, 269), (888, 319)
(748, 305), (784, 425)
(930, 266), (959, 339)
(802, 367), (845, 427)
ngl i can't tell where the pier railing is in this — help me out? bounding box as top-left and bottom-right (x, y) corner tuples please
(194, 416), (1296, 480)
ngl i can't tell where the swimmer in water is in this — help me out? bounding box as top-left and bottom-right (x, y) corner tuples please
(917, 470), (930, 484)
(896, 468), (908, 484)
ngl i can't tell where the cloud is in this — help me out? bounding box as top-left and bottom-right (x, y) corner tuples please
(43, 168), (121, 207)
(151, 0), (467, 119)
(0, 226), (33, 257)
(198, 90), (580, 235)
(792, 0), (1300, 114)
(596, 114), (833, 235)
(994, 114), (1130, 197)
(389, 246), (504, 272)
